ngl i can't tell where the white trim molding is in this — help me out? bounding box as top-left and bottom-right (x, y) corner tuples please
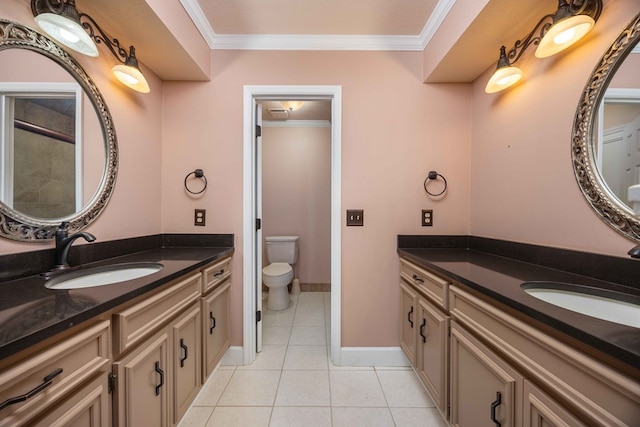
(243, 85), (342, 366)
(181, 0), (456, 51)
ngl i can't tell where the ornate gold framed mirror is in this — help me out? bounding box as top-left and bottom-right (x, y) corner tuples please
(572, 13), (640, 242)
(0, 19), (117, 241)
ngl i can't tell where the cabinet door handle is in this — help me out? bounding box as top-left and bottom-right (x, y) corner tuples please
(179, 338), (188, 368)
(0, 368), (63, 411)
(407, 306), (414, 328)
(154, 361), (165, 396)
(213, 269), (225, 277)
(419, 318), (427, 343)
(490, 391), (502, 427)
(412, 274), (424, 284)
(209, 312), (216, 334)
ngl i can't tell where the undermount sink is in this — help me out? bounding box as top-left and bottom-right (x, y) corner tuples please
(45, 262), (164, 290)
(521, 282), (640, 328)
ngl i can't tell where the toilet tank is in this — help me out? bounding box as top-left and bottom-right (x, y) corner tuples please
(265, 236), (299, 264)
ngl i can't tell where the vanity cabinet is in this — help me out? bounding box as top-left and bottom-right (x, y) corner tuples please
(450, 321), (522, 427)
(201, 279), (231, 380)
(112, 328), (171, 427)
(111, 272), (203, 427)
(449, 284), (640, 426)
(399, 259), (450, 418)
(400, 281), (418, 366)
(399, 255), (640, 427)
(416, 297), (449, 416)
(0, 320), (111, 427)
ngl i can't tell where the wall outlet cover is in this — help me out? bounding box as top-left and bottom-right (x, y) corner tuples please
(195, 209), (206, 226)
(422, 209), (433, 226)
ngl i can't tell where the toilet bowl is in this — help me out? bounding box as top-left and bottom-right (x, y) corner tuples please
(262, 236), (299, 311)
(262, 262), (294, 310)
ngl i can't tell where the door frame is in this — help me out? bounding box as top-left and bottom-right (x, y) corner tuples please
(242, 85), (342, 366)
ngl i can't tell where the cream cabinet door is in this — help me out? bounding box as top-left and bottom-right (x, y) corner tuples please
(400, 281), (418, 367)
(172, 303), (202, 425)
(450, 322), (523, 427)
(113, 331), (170, 427)
(31, 374), (110, 427)
(523, 380), (586, 427)
(416, 297), (449, 417)
(202, 279), (231, 380)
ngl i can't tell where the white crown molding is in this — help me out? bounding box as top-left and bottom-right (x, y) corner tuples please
(419, 0), (457, 49)
(180, 0), (217, 48)
(181, 0), (455, 51)
(210, 34), (423, 51)
(263, 120), (332, 128)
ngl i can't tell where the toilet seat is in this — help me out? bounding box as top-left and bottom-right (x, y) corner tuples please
(263, 262), (292, 277)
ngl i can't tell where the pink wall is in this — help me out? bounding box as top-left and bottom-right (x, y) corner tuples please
(262, 125), (332, 285)
(0, 0), (163, 254)
(470, 0), (639, 256)
(161, 51), (472, 346)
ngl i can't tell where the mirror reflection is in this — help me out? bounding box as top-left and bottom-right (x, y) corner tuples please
(573, 13), (640, 243)
(0, 48), (105, 221)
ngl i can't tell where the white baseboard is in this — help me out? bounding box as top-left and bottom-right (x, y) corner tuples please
(339, 347), (410, 367)
(220, 346), (244, 366)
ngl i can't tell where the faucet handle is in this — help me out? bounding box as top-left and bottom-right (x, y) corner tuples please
(58, 221), (69, 230)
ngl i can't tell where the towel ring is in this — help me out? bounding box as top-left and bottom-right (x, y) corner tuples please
(184, 169), (207, 194)
(423, 171), (447, 197)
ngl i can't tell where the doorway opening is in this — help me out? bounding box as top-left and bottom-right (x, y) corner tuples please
(242, 85), (342, 366)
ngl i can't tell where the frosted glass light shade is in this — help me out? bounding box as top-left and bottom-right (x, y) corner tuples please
(112, 64), (150, 93)
(535, 14), (595, 58)
(34, 12), (98, 57)
(485, 65), (523, 94)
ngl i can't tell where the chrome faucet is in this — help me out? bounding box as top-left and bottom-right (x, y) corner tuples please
(54, 222), (96, 270)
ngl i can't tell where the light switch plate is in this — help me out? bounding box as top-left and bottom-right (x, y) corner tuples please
(346, 209), (364, 226)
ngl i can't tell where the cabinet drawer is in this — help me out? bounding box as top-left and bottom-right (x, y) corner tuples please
(0, 320), (110, 427)
(202, 257), (232, 294)
(113, 273), (201, 356)
(400, 259), (449, 310)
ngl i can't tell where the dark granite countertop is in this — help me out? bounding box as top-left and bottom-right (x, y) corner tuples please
(398, 247), (640, 375)
(0, 246), (233, 361)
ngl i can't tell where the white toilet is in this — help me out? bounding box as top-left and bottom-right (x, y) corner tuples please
(262, 236), (299, 310)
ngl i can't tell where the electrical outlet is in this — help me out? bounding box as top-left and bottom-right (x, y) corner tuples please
(194, 209), (206, 226)
(422, 209), (433, 226)
(346, 209), (364, 226)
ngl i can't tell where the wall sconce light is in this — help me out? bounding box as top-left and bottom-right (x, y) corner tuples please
(31, 0), (150, 93)
(485, 0), (602, 94)
(280, 101), (304, 111)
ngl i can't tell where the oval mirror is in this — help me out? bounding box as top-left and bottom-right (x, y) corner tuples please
(0, 19), (117, 241)
(572, 13), (640, 242)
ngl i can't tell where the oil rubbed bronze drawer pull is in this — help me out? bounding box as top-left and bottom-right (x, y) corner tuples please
(407, 306), (414, 328)
(154, 362), (165, 396)
(209, 312), (216, 334)
(179, 339), (188, 368)
(490, 391), (502, 427)
(412, 274), (424, 284)
(0, 368), (63, 411)
(419, 319), (427, 343)
(213, 269), (225, 278)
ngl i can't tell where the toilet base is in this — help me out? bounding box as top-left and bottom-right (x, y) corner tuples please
(267, 285), (290, 311)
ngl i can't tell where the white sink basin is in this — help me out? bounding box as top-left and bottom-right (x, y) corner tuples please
(522, 282), (640, 328)
(45, 262), (164, 290)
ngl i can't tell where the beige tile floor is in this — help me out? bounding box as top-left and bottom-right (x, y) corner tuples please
(179, 292), (448, 427)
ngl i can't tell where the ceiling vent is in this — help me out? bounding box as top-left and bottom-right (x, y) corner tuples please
(268, 108), (289, 120)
